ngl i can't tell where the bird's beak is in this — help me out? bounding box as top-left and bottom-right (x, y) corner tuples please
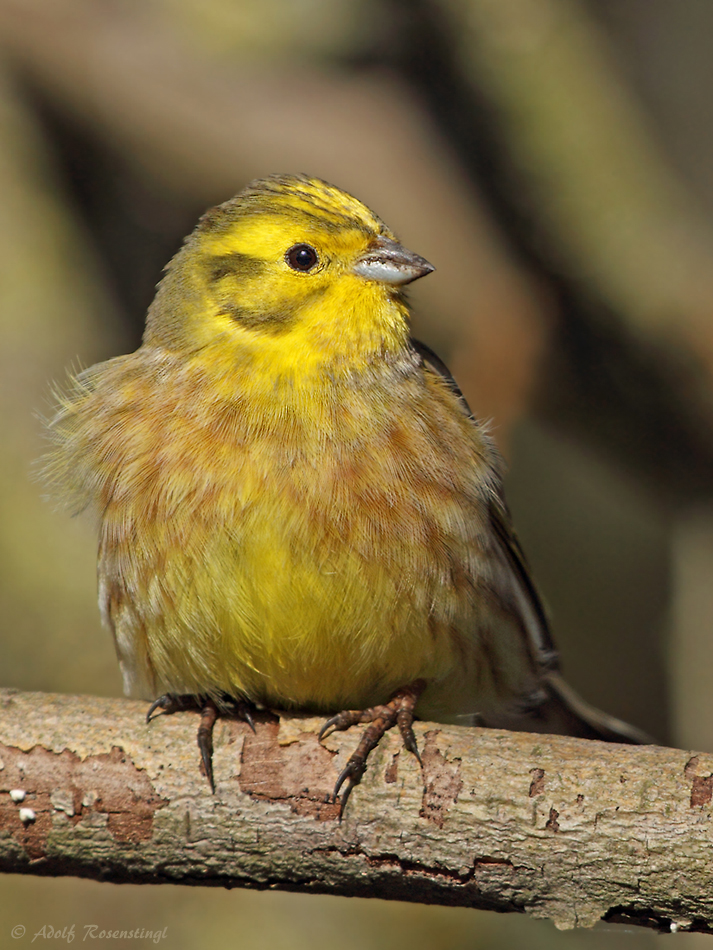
(352, 237), (435, 286)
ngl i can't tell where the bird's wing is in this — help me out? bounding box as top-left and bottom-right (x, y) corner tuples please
(410, 338), (654, 744)
(410, 338), (556, 670)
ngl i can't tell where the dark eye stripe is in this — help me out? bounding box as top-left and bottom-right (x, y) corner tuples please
(218, 284), (327, 335)
(205, 252), (265, 283)
(218, 302), (297, 334)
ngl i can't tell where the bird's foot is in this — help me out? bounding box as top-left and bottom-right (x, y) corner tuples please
(146, 693), (201, 722)
(319, 679), (426, 812)
(146, 692), (257, 793)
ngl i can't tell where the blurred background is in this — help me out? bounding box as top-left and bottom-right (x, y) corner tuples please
(1, 0), (712, 946)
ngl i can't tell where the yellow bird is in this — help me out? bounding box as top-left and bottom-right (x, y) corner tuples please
(44, 174), (650, 806)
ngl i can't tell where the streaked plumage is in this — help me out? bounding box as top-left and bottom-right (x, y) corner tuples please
(44, 175), (650, 799)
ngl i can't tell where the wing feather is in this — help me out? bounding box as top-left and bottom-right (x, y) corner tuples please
(410, 337), (654, 744)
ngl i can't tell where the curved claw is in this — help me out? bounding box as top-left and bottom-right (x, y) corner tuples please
(197, 700), (219, 793)
(318, 716), (342, 742)
(215, 694), (258, 733)
(333, 758), (366, 811)
(146, 694), (174, 724)
(398, 714), (422, 766)
(324, 680), (427, 814)
(146, 693), (255, 793)
(236, 701), (256, 734)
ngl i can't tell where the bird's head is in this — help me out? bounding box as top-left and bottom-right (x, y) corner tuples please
(144, 174), (434, 374)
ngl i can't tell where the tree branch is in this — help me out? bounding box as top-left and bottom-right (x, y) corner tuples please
(0, 688), (711, 933)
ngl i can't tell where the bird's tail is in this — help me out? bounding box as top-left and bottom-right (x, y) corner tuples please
(480, 671), (656, 745)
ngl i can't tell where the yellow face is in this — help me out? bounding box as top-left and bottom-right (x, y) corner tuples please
(200, 205), (387, 336)
(145, 175), (433, 368)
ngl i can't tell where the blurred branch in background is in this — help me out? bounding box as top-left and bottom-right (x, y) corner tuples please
(387, 0), (713, 501)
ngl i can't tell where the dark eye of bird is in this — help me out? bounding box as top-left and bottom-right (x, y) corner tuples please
(285, 244), (318, 272)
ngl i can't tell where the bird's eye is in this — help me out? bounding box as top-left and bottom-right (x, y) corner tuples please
(285, 244), (319, 272)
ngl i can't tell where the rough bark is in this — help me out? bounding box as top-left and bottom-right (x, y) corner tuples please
(0, 688), (711, 933)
